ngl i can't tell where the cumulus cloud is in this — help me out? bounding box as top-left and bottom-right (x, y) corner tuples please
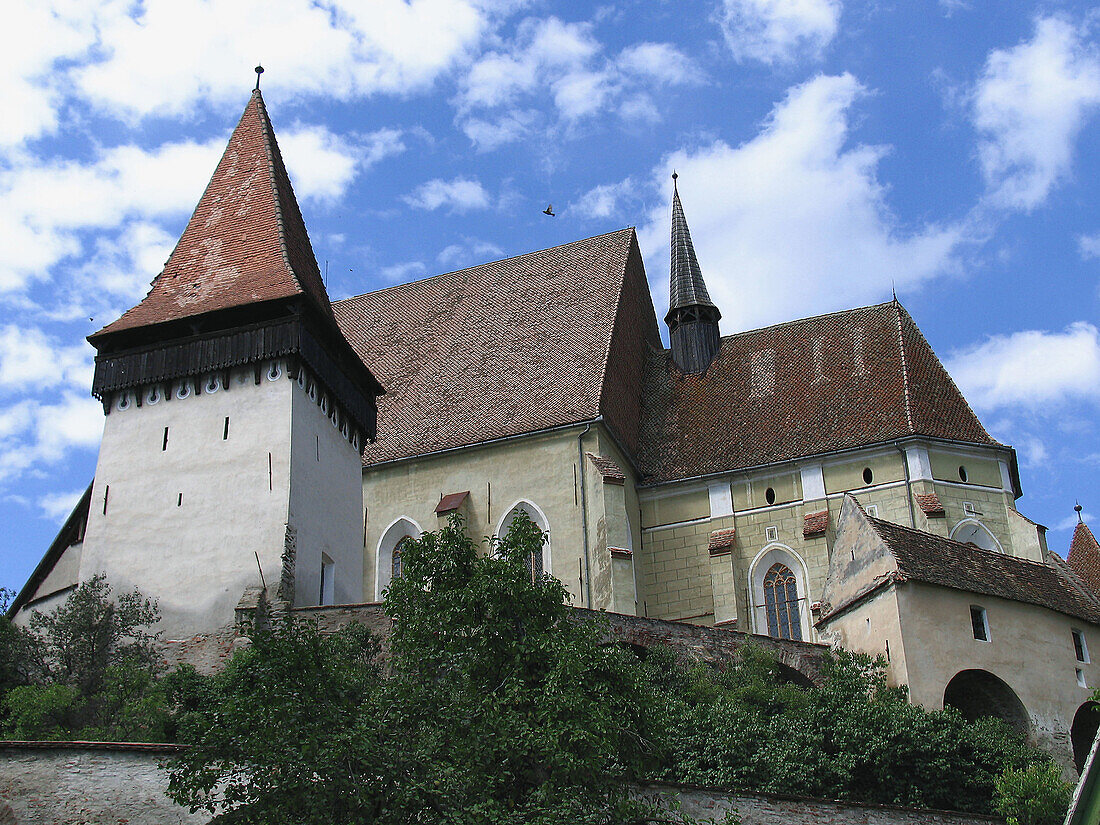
(572, 179), (637, 219)
(0, 392), (103, 484)
(0, 326), (93, 392)
(1079, 233), (1100, 260)
(636, 73), (964, 331)
(456, 17), (700, 145)
(380, 261), (428, 283)
(719, 0), (841, 65)
(973, 15), (1100, 211)
(281, 126), (404, 203)
(945, 322), (1100, 410)
(38, 488), (87, 522)
(403, 177), (491, 212)
(437, 239), (504, 268)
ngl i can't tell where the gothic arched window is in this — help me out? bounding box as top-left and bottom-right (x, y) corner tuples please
(392, 536), (412, 582)
(763, 562), (802, 641)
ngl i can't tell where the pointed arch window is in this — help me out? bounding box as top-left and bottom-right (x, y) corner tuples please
(392, 536), (412, 582)
(763, 562), (803, 641)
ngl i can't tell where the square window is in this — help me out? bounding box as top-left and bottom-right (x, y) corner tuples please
(1073, 629), (1090, 663)
(970, 605), (989, 642)
(765, 526), (779, 542)
(865, 505), (879, 518)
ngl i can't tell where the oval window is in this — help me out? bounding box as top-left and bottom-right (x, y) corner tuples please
(765, 487), (776, 505)
(959, 465), (968, 482)
(863, 467), (874, 485)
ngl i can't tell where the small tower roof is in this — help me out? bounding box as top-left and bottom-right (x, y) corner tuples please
(92, 89), (332, 340)
(1069, 513), (1100, 596)
(667, 173), (718, 322)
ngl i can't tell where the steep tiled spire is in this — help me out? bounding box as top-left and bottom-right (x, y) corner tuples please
(1069, 508), (1100, 597)
(665, 174), (721, 374)
(93, 90), (331, 339)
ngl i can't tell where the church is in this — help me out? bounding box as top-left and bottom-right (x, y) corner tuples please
(8, 89), (1100, 771)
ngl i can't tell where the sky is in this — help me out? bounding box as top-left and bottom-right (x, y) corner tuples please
(1, 0), (1099, 595)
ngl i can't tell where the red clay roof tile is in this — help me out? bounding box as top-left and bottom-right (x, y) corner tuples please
(915, 493), (946, 517)
(803, 510), (829, 537)
(93, 91), (331, 338)
(1069, 521), (1100, 597)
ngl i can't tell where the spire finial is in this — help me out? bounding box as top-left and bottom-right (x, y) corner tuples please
(1077, 501), (1084, 523)
(254, 64), (264, 91)
(671, 170), (678, 190)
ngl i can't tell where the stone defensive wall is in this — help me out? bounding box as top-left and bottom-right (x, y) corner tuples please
(0, 743), (1001, 825)
(158, 601), (831, 681)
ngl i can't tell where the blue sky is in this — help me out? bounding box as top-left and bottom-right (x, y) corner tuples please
(1, 0), (1099, 594)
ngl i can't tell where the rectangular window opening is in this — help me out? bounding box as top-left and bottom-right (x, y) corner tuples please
(223, 417), (230, 440)
(177, 493), (182, 507)
(970, 605), (989, 642)
(1073, 629), (1089, 663)
(162, 426), (169, 451)
(103, 484), (110, 515)
(1077, 668), (1087, 688)
(319, 555), (335, 606)
(865, 504), (879, 518)
(765, 526), (779, 543)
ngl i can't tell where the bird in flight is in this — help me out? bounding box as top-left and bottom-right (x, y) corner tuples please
(543, 204), (555, 217)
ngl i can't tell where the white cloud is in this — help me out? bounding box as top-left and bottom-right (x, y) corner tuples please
(973, 15), (1100, 211)
(719, 0), (841, 65)
(552, 71), (614, 120)
(380, 261), (428, 283)
(573, 179), (636, 219)
(38, 488), (86, 522)
(0, 326), (93, 392)
(73, 0), (492, 122)
(437, 239), (504, 268)
(945, 322), (1100, 410)
(461, 110), (538, 151)
(0, 392), (103, 483)
(636, 73), (964, 331)
(403, 177), (491, 212)
(281, 125), (403, 203)
(1079, 233), (1100, 260)
(1056, 511), (1095, 531)
(617, 43), (703, 86)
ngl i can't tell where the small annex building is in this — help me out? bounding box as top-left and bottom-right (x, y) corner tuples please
(7, 88), (1099, 770)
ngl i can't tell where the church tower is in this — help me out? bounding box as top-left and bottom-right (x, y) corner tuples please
(79, 88), (383, 638)
(665, 174), (721, 374)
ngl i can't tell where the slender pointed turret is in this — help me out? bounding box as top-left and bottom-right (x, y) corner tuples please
(665, 173), (721, 373)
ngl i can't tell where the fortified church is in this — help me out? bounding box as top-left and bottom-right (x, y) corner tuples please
(10, 89), (1100, 771)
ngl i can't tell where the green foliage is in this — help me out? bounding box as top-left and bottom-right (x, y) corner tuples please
(642, 643), (1052, 814)
(994, 763), (1072, 825)
(167, 514), (725, 824)
(0, 575), (169, 741)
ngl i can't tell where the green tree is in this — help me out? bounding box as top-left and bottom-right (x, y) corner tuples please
(994, 763), (1072, 825)
(167, 515), (727, 824)
(2, 574), (169, 741)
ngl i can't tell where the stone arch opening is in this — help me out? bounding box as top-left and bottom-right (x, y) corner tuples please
(1072, 701), (1100, 773)
(772, 661), (814, 689)
(375, 517), (421, 600)
(943, 669), (1028, 736)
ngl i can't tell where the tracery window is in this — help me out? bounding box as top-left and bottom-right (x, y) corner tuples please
(763, 562), (802, 641)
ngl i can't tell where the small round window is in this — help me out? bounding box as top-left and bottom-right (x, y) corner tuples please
(765, 487), (776, 505)
(959, 465), (968, 482)
(862, 467), (874, 485)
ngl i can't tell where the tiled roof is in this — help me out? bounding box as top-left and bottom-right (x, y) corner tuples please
(435, 491), (470, 515)
(915, 493), (946, 517)
(803, 510), (829, 537)
(587, 453), (626, 485)
(94, 91), (331, 338)
(1069, 521), (1100, 597)
(332, 229), (660, 465)
(868, 516), (1100, 624)
(709, 528), (736, 554)
(636, 301), (997, 484)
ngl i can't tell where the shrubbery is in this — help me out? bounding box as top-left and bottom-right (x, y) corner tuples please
(0, 518), (1073, 823)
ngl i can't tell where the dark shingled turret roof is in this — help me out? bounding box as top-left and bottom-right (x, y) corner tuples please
(92, 90), (331, 339)
(333, 229), (661, 465)
(667, 177), (717, 320)
(636, 300), (999, 484)
(1069, 519), (1100, 597)
(867, 514), (1100, 625)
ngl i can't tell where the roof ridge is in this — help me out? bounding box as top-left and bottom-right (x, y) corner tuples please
(594, 231), (640, 422)
(334, 228), (636, 305)
(894, 301), (916, 432)
(710, 300), (899, 342)
(252, 90), (328, 313)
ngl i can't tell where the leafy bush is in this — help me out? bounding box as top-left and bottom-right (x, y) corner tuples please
(994, 763), (1072, 825)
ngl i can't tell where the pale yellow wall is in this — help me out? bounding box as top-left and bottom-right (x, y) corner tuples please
(641, 489), (709, 528)
(817, 587), (909, 688)
(929, 450), (1002, 488)
(898, 582), (1096, 765)
(823, 453), (905, 494)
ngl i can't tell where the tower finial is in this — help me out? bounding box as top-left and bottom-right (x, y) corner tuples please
(1077, 501), (1084, 523)
(254, 64), (264, 91)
